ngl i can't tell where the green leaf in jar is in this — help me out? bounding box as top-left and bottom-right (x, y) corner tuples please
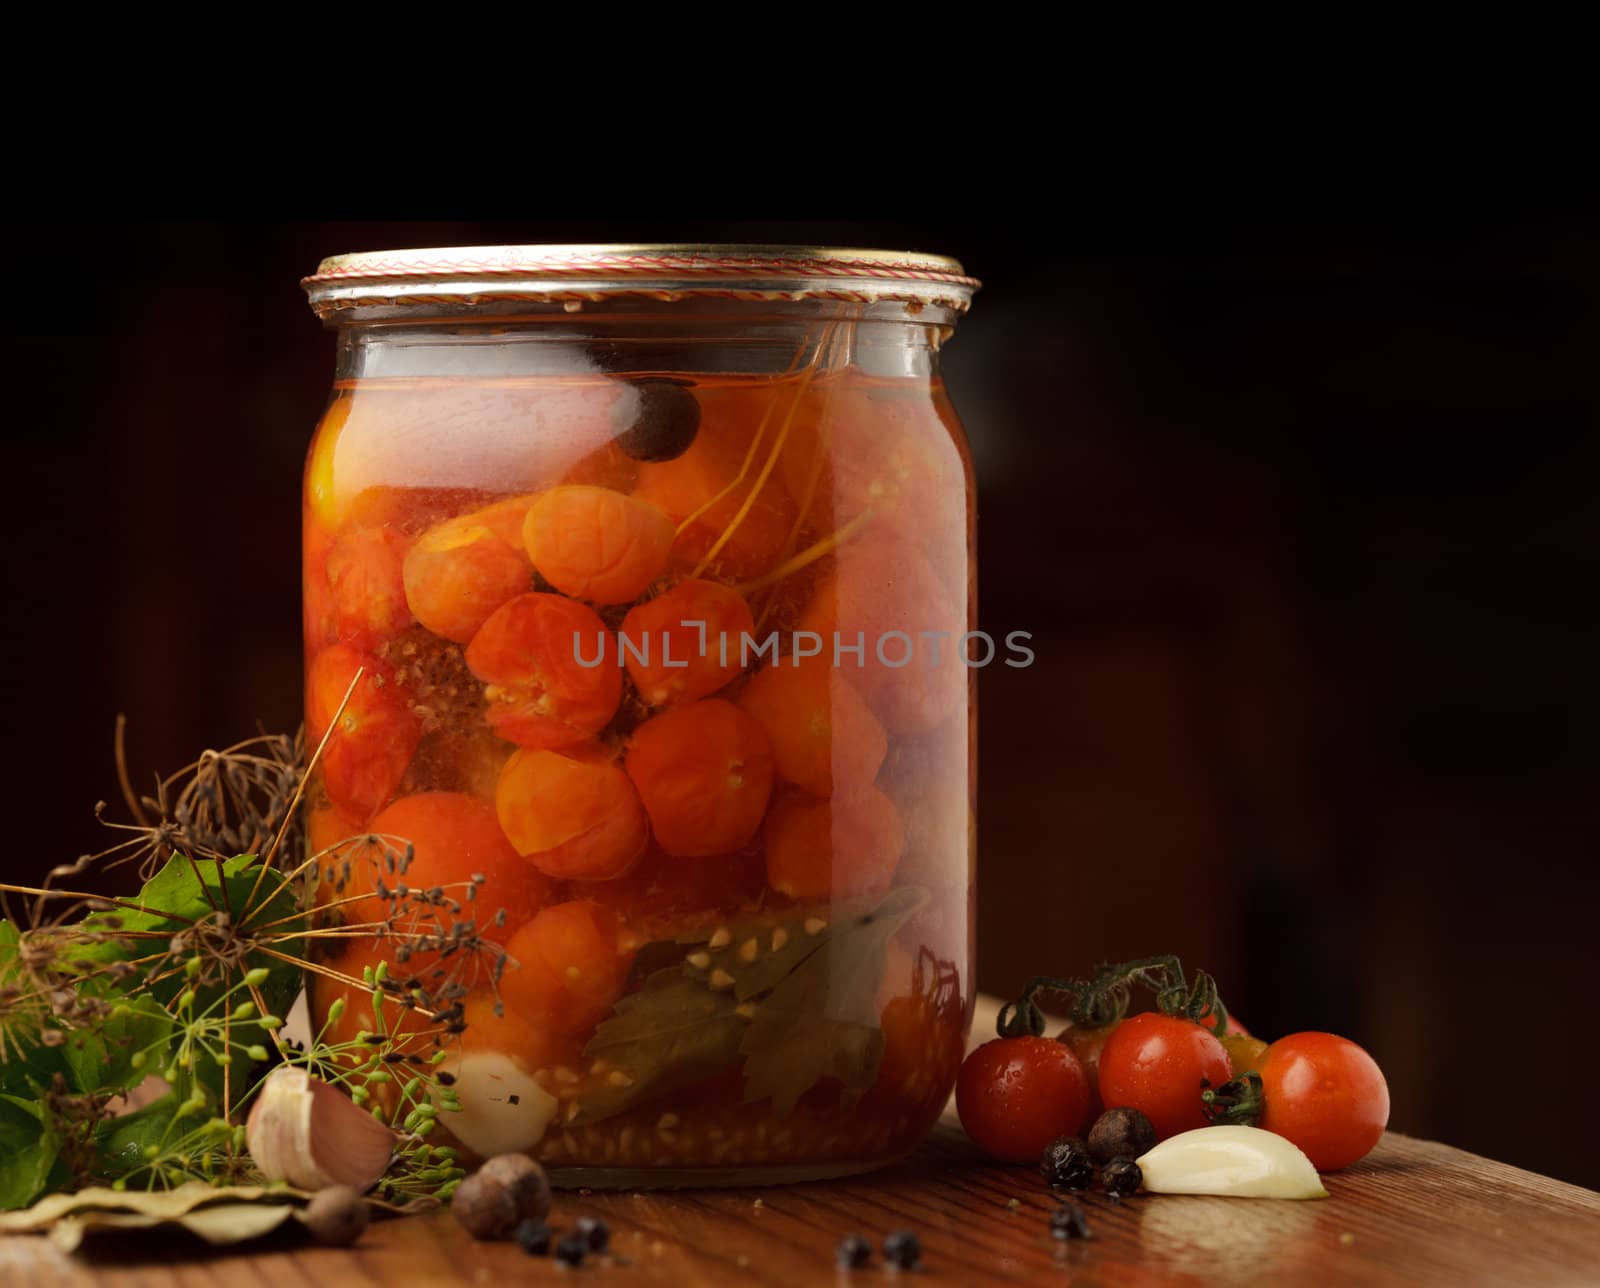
(737, 886), (925, 1116)
(574, 972), (747, 1124)
(574, 886), (927, 1124)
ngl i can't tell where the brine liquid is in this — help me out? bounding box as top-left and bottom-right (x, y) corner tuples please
(302, 366), (974, 1181)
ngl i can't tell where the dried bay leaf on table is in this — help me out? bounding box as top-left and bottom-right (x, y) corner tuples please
(50, 1201), (300, 1252)
(0, 1182), (301, 1232)
(2, 1180), (423, 1249)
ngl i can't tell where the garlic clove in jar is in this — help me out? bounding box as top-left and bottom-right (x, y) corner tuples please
(433, 1053), (559, 1157)
(1136, 1126), (1329, 1199)
(246, 1066), (398, 1192)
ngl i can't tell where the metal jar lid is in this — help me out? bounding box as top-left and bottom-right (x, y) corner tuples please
(301, 244), (979, 318)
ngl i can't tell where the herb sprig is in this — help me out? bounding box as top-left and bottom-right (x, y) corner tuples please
(0, 689), (479, 1211)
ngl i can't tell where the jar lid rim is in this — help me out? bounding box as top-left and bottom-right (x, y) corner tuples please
(305, 244), (974, 286)
(302, 244), (978, 317)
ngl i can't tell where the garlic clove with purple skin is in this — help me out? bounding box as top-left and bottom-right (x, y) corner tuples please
(246, 1066), (398, 1192)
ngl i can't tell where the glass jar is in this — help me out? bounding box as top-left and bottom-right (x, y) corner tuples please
(299, 245), (979, 1185)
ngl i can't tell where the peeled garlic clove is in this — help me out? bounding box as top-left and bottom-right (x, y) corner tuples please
(1136, 1126), (1328, 1199)
(246, 1066), (398, 1192)
(433, 1053), (559, 1156)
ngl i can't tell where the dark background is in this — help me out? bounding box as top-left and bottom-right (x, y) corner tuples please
(3, 219), (1596, 1187)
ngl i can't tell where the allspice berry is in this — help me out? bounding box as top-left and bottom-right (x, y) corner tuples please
(479, 1153), (552, 1224)
(613, 379), (701, 462)
(451, 1153), (553, 1241)
(1087, 1107), (1158, 1163)
(302, 1186), (370, 1246)
(451, 1169), (521, 1241)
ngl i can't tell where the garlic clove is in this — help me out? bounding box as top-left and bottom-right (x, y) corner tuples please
(1136, 1126), (1329, 1199)
(246, 1066), (398, 1192)
(433, 1053), (559, 1157)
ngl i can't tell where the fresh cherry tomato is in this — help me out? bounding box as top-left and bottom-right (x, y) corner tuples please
(955, 1036), (1090, 1164)
(1195, 1007), (1250, 1037)
(1255, 1032), (1389, 1170)
(1055, 1020), (1119, 1118)
(1097, 1012), (1232, 1139)
(1222, 1033), (1270, 1074)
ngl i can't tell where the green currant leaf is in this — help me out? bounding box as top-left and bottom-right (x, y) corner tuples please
(93, 1094), (180, 1180)
(0, 1094), (59, 1211)
(58, 856), (302, 1099)
(573, 887), (927, 1124)
(737, 888), (924, 1115)
(61, 995), (172, 1096)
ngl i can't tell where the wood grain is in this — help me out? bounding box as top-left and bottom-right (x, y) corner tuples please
(4, 997), (1597, 1285)
(4, 1128), (1597, 1287)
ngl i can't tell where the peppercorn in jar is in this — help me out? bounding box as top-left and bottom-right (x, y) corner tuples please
(300, 245), (979, 1185)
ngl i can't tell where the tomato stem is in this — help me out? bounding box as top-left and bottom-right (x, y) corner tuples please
(1201, 1070), (1264, 1126)
(995, 955), (1235, 1039)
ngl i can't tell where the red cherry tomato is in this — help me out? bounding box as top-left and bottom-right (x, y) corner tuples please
(1195, 1007), (1250, 1037)
(1256, 1032), (1389, 1170)
(1055, 1021), (1118, 1119)
(955, 1036), (1091, 1164)
(1222, 1033), (1270, 1075)
(1097, 1012), (1232, 1139)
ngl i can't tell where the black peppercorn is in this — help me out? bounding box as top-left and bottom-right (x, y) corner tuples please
(1087, 1107), (1158, 1164)
(1049, 1202), (1093, 1241)
(614, 379), (701, 462)
(514, 1218), (552, 1255)
(1040, 1136), (1094, 1190)
(575, 1215), (611, 1252)
(883, 1230), (922, 1270)
(836, 1233), (873, 1269)
(1102, 1156), (1143, 1199)
(554, 1232), (588, 1267)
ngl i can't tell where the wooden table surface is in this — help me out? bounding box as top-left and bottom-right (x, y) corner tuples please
(5, 1001), (1599, 1287)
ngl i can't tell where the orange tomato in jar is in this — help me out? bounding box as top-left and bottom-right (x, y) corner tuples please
(307, 644), (421, 821)
(738, 657), (887, 797)
(798, 533), (965, 737)
(454, 991), (578, 1073)
(324, 527), (413, 649)
(348, 792), (553, 944)
(495, 746), (649, 881)
(781, 381), (964, 536)
(499, 900), (634, 1035)
(522, 486), (675, 605)
(465, 593), (620, 749)
(875, 950), (966, 1109)
(620, 578), (752, 709)
(307, 801), (365, 858)
(763, 785), (904, 900)
(624, 701), (775, 858)
(403, 514), (531, 644)
(313, 935), (441, 1064)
